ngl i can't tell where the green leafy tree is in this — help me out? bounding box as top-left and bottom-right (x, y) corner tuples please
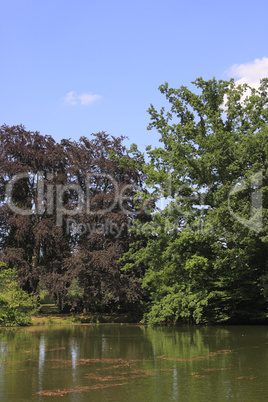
(0, 262), (38, 326)
(124, 77), (268, 324)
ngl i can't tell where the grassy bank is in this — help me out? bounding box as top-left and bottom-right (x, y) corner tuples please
(31, 305), (138, 325)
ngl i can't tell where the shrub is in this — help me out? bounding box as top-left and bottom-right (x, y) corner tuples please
(0, 263), (38, 326)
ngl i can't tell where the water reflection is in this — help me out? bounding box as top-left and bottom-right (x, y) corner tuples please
(38, 335), (45, 393)
(0, 324), (267, 401)
(0, 341), (8, 369)
(0, 342), (8, 401)
(172, 365), (178, 400)
(70, 337), (79, 379)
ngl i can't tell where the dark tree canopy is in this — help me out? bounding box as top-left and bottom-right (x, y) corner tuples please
(0, 125), (151, 315)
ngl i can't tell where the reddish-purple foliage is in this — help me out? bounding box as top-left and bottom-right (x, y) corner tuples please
(0, 125), (151, 314)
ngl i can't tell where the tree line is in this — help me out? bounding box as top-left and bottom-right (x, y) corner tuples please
(1, 77), (268, 325)
(0, 127), (151, 320)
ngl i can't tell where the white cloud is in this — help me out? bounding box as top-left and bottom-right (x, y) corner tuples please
(78, 93), (101, 105)
(64, 91), (77, 105)
(227, 57), (268, 89)
(63, 91), (101, 105)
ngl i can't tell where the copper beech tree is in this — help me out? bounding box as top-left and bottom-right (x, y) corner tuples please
(0, 125), (152, 314)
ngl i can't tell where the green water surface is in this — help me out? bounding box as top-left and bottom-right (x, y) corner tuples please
(0, 324), (267, 401)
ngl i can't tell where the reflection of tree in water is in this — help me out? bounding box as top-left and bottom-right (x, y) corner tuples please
(68, 324), (155, 361)
(142, 325), (268, 400)
(0, 325), (267, 400)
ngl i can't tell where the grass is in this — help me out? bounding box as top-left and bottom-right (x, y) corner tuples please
(31, 304), (138, 325)
(39, 304), (59, 313)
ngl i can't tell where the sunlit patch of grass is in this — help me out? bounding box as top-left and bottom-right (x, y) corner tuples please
(31, 311), (136, 326)
(39, 304), (59, 313)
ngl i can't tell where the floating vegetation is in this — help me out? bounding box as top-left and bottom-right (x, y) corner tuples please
(7, 346), (66, 356)
(46, 357), (147, 368)
(35, 358), (173, 396)
(3, 369), (25, 375)
(208, 349), (235, 356)
(237, 376), (256, 380)
(36, 383), (127, 396)
(190, 367), (230, 377)
(157, 349), (235, 362)
(201, 368), (229, 372)
(157, 355), (208, 362)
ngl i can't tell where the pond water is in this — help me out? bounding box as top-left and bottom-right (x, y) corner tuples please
(0, 324), (267, 401)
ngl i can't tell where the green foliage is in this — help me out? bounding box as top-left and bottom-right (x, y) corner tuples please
(125, 77), (268, 325)
(0, 263), (38, 326)
(39, 289), (54, 304)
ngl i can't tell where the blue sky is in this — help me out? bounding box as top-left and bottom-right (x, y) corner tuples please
(1, 0), (268, 152)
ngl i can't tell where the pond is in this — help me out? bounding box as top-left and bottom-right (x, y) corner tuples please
(0, 324), (267, 401)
